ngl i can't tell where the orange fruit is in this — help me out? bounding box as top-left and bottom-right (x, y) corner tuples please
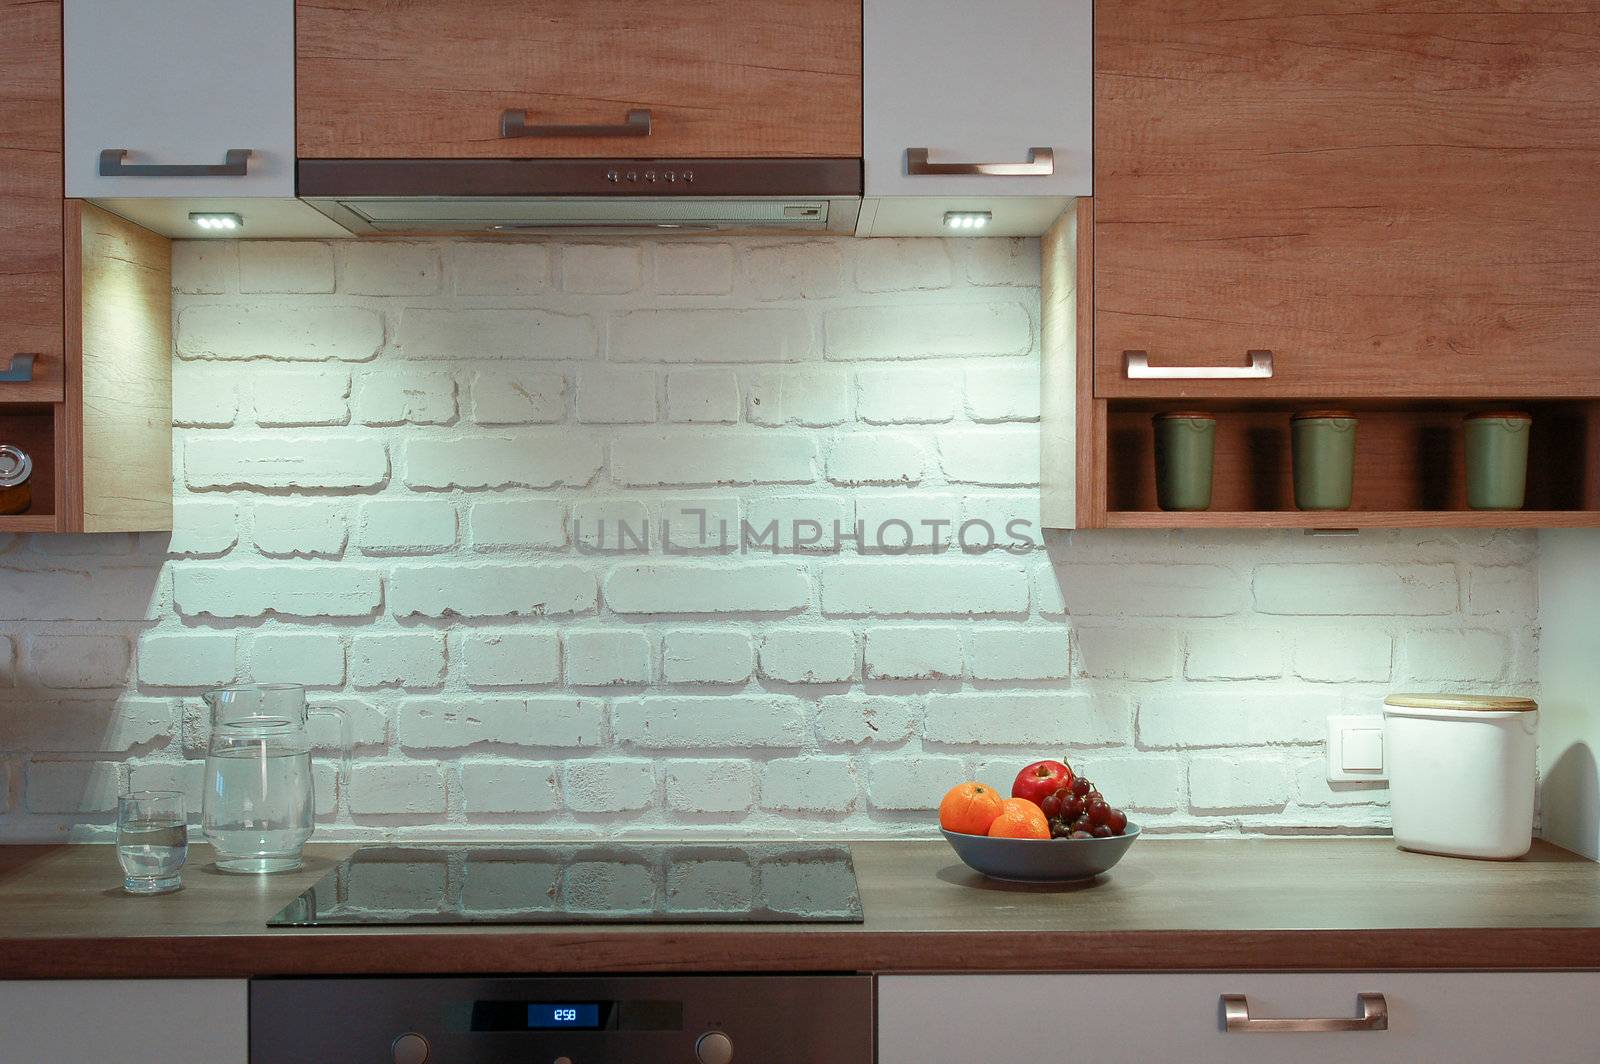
(938, 781), (1006, 836)
(987, 797), (1051, 839)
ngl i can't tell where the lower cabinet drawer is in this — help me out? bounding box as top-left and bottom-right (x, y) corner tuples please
(878, 972), (1600, 1064)
(0, 979), (248, 1063)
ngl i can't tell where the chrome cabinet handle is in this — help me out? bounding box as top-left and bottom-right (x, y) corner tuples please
(1125, 350), (1275, 379)
(0, 354), (37, 383)
(500, 108), (652, 138)
(99, 148), (252, 177)
(1223, 993), (1388, 1033)
(905, 146), (1054, 176)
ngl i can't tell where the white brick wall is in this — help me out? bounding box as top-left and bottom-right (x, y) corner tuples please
(0, 237), (1540, 839)
(865, 626), (964, 680)
(665, 759), (755, 815)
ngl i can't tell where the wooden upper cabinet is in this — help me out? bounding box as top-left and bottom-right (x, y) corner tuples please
(1094, 1), (1600, 399)
(0, 0), (64, 404)
(296, 0), (862, 159)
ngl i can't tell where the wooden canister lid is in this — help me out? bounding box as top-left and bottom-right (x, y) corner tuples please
(1464, 410), (1532, 421)
(1384, 692), (1538, 712)
(1153, 410), (1216, 421)
(1292, 409), (1358, 420)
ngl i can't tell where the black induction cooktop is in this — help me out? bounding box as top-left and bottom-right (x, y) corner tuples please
(267, 843), (864, 927)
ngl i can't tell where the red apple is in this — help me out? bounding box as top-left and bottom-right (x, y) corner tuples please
(1012, 760), (1074, 808)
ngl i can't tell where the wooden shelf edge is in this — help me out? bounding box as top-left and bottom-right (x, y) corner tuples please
(1097, 511), (1600, 530)
(0, 514), (62, 533)
(0, 388), (65, 407)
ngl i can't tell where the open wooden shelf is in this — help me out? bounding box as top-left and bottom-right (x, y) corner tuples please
(1103, 510), (1600, 530)
(0, 402), (60, 532)
(1090, 399), (1600, 529)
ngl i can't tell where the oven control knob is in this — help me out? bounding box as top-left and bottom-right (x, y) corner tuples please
(391, 1032), (430, 1064)
(695, 1030), (734, 1064)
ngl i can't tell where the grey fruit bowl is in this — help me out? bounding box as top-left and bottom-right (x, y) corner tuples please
(942, 824), (1141, 883)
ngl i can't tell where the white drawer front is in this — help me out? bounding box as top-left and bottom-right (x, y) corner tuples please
(879, 972), (1600, 1064)
(0, 979), (248, 1063)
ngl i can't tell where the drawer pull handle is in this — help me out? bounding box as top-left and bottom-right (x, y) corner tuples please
(0, 354), (37, 383)
(1125, 350), (1274, 379)
(1222, 993), (1388, 1033)
(905, 146), (1054, 177)
(500, 108), (652, 139)
(99, 148), (252, 178)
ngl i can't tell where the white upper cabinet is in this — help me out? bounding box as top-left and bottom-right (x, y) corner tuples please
(860, 0), (1091, 234)
(64, 0), (295, 199)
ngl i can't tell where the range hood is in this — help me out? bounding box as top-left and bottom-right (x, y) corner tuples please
(298, 159), (862, 235)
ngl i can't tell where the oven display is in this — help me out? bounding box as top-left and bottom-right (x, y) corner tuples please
(471, 998), (679, 1032)
(527, 1003), (602, 1030)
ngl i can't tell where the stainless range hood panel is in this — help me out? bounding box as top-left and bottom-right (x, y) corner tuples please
(315, 197), (849, 234)
(298, 158), (862, 235)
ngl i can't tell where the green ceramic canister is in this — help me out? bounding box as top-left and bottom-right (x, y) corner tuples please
(1153, 411), (1217, 512)
(1292, 410), (1358, 511)
(1464, 411), (1532, 510)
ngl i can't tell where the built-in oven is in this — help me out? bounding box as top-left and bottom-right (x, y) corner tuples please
(250, 974), (874, 1063)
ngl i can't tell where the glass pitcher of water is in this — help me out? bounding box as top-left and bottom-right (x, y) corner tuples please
(201, 684), (350, 874)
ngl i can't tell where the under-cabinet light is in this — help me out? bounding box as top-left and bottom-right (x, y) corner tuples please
(942, 211), (992, 231)
(188, 212), (243, 231)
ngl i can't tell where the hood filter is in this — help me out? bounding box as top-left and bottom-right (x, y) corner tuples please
(332, 197), (835, 233)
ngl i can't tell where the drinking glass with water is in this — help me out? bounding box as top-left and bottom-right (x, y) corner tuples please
(117, 790), (187, 894)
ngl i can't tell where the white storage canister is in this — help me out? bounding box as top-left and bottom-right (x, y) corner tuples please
(1383, 693), (1539, 860)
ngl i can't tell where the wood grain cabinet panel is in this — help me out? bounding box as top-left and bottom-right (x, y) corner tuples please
(1093, 1), (1600, 399)
(0, 0), (64, 404)
(65, 203), (173, 533)
(296, 0), (862, 159)
(0, 204), (173, 535)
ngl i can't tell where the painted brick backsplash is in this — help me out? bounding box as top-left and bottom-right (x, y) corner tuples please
(0, 236), (1540, 841)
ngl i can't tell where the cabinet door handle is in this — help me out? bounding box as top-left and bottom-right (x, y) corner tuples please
(0, 354), (37, 383)
(500, 108), (652, 138)
(905, 147), (1054, 176)
(99, 148), (252, 177)
(1125, 350), (1275, 379)
(1222, 993), (1388, 1033)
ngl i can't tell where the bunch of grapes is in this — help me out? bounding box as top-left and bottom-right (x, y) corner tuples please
(1039, 774), (1129, 839)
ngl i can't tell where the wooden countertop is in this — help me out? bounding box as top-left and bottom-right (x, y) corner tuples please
(4, 838), (1600, 978)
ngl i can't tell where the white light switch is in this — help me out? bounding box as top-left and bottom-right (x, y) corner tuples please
(1342, 728), (1384, 771)
(1326, 715), (1388, 783)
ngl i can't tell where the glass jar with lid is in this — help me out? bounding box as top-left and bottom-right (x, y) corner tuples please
(0, 444), (31, 516)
